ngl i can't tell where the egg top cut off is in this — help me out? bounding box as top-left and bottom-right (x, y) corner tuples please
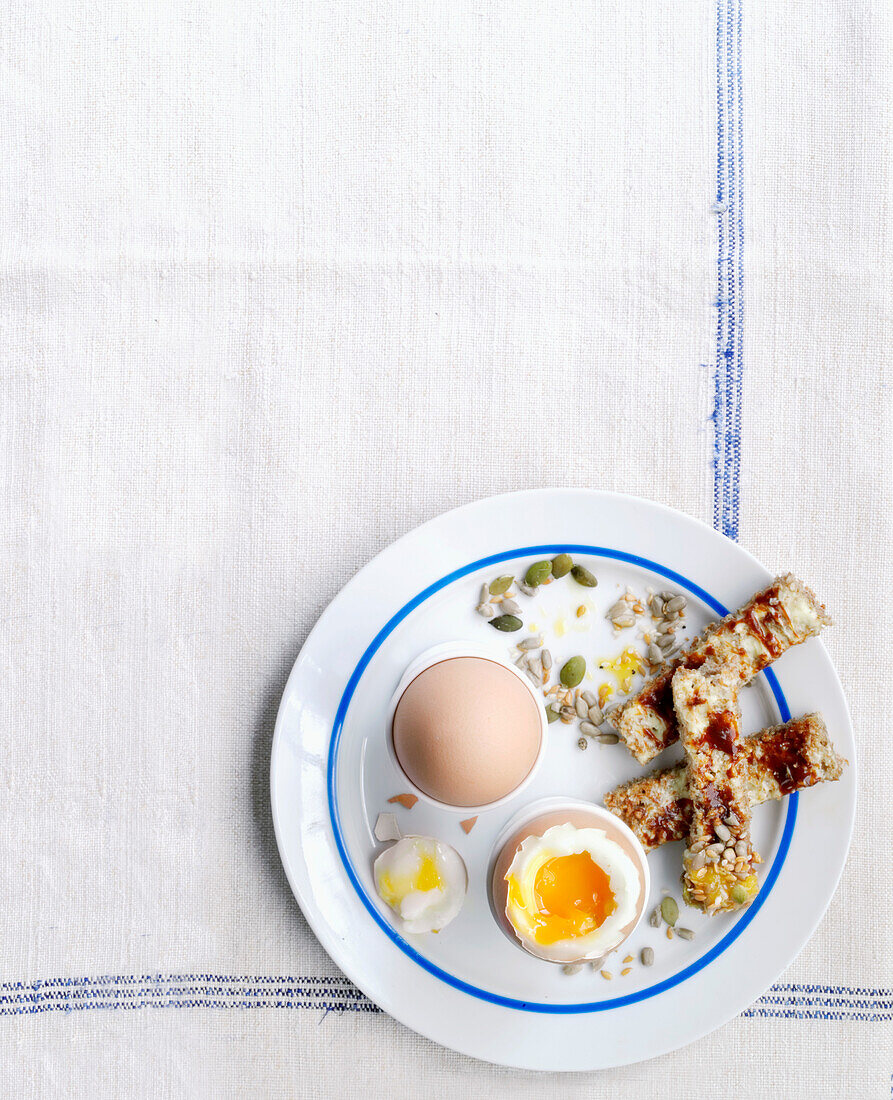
(374, 835), (467, 934)
(503, 823), (640, 962)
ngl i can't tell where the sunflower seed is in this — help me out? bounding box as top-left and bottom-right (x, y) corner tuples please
(735, 840), (749, 857)
(476, 603), (495, 618)
(649, 907), (661, 928)
(650, 595), (665, 616)
(647, 643), (663, 664)
(577, 737), (588, 750)
(526, 669), (541, 687)
(641, 947), (654, 967)
(541, 649), (553, 670)
(715, 823), (731, 842)
(689, 850), (706, 872)
(514, 654), (529, 669)
(479, 584), (490, 605)
(656, 633), (676, 650)
(676, 927), (695, 941)
(607, 599), (627, 619)
(501, 598), (521, 616)
(596, 733), (619, 745)
(664, 595), (687, 613)
(612, 613), (636, 628)
(723, 814), (740, 828)
(560, 706), (576, 721)
(562, 963), (583, 975)
(519, 636), (543, 651)
(581, 690), (597, 707)
(588, 704), (603, 725)
(575, 696), (589, 719)
(589, 957), (606, 971)
(518, 582), (536, 597)
(579, 721), (598, 737)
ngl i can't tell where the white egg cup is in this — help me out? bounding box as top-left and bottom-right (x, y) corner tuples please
(488, 797), (651, 964)
(384, 640), (549, 815)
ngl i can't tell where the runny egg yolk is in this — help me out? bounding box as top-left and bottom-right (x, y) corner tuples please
(527, 852), (616, 945)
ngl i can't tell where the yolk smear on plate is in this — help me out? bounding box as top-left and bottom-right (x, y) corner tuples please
(600, 647), (644, 693)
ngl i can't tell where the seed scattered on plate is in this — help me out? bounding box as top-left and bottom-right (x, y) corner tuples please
(490, 614), (522, 632)
(525, 560), (552, 587)
(579, 720), (598, 737)
(501, 598), (522, 616)
(641, 947), (654, 967)
(677, 927), (695, 941)
(518, 636), (542, 651)
(581, 690), (597, 707)
(562, 963), (583, 975)
(595, 733), (619, 745)
(574, 695), (589, 719)
(541, 649), (553, 670)
(600, 970), (613, 980)
(560, 656), (586, 688)
(489, 575), (514, 596)
(571, 564), (598, 588)
(460, 816), (478, 834)
(388, 793), (419, 809)
(621, 967), (632, 976)
(551, 553), (573, 578)
(660, 896), (679, 926)
(577, 737), (588, 751)
(518, 582), (536, 597)
(576, 605), (586, 618)
(546, 705), (560, 724)
(666, 927), (674, 940)
(623, 954), (633, 964)
(649, 907), (661, 928)
(476, 603), (494, 618)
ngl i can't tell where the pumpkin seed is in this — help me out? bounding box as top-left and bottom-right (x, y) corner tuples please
(660, 896), (679, 927)
(560, 656), (586, 688)
(641, 946), (654, 967)
(676, 927), (695, 941)
(490, 614), (522, 632)
(551, 553), (573, 578)
(518, 636), (543, 650)
(596, 733), (619, 744)
(476, 603), (495, 618)
(570, 564), (598, 588)
(525, 560), (552, 587)
(731, 884), (749, 905)
(489, 575), (514, 596)
(546, 705), (560, 724)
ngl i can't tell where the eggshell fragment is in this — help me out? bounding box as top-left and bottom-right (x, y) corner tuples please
(388, 793), (419, 809)
(373, 813), (402, 843)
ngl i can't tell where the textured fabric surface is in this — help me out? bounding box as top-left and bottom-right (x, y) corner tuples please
(1, 0), (890, 1096)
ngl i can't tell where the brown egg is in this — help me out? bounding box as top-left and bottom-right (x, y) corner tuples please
(392, 656), (543, 808)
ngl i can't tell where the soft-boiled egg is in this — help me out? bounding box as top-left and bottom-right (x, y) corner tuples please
(374, 836), (467, 934)
(499, 817), (646, 963)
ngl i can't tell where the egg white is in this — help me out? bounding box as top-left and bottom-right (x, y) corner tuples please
(374, 835), (467, 934)
(504, 823), (640, 962)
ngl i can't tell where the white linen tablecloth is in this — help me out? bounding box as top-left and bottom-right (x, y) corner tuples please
(1, 0), (890, 1095)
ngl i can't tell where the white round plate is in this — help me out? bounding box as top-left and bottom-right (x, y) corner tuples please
(270, 490), (855, 1070)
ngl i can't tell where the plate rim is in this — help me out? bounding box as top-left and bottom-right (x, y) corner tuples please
(270, 489), (857, 1069)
